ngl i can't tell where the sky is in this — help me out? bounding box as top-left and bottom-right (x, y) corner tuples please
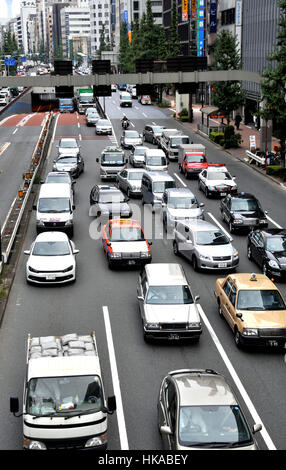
(1, 0), (21, 22)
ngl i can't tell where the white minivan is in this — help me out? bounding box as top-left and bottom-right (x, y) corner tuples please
(33, 183), (75, 237)
(120, 92), (132, 107)
(143, 149), (168, 172)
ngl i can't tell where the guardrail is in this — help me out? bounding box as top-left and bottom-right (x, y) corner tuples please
(0, 111), (53, 267)
(245, 150), (265, 166)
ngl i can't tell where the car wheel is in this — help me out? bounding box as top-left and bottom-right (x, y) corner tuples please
(229, 221), (234, 233)
(247, 245), (252, 260)
(198, 180), (202, 191)
(192, 256), (199, 272)
(234, 328), (242, 348)
(217, 300), (223, 317)
(173, 241), (180, 256)
(152, 138), (156, 145)
(262, 261), (269, 277)
(127, 188), (131, 198)
(107, 256), (114, 270)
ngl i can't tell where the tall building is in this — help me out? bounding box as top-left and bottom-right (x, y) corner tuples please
(20, 1), (36, 54)
(60, 2), (91, 58)
(89, 0), (112, 57)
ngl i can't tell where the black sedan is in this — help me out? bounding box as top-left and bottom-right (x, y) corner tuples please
(247, 228), (286, 279)
(220, 192), (268, 233)
(89, 184), (132, 219)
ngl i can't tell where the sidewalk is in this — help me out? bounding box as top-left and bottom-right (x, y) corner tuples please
(160, 91), (286, 190)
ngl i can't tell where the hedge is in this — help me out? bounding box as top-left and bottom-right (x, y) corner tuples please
(266, 165), (286, 180)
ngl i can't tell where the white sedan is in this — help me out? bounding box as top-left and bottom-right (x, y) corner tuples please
(25, 232), (79, 285)
(198, 165), (238, 198)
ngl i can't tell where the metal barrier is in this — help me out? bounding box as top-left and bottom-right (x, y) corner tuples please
(245, 150), (265, 166)
(1, 112), (53, 266)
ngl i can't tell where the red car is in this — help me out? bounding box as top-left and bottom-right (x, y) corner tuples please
(181, 151), (208, 178)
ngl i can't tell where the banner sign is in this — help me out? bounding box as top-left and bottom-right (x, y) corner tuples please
(191, 0), (196, 19)
(210, 0), (217, 33)
(197, 0), (205, 57)
(182, 0), (188, 21)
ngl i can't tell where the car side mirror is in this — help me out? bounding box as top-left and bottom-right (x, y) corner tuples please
(148, 241), (152, 246)
(253, 423), (262, 434)
(264, 210), (268, 215)
(72, 205), (75, 210)
(33, 205), (37, 210)
(195, 295), (200, 303)
(73, 249), (79, 254)
(107, 395), (116, 414)
(137, 295), (144, 301)
(160, 425), (172, 436)
(24, 250), (30, 255)
(199, 203), (205, 207)
(96, 158), (99, 163)
(10, 397), (19, 415)
(236, 313), (243, 320)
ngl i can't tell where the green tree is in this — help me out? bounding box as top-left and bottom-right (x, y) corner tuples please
(157, 25), (167, 60)
(212, 30), (245, 124)
(259, 0), (286, 167)
(118, 21), (133, 73)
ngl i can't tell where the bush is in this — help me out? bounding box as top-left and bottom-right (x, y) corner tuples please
(179, 107), (188, 117)
(180, 115), (189, 122)
(210, 132), (224, 145)
(266, 165), (286, 180)
(158, 100), (169, 108)
(222, 125), (242, 148)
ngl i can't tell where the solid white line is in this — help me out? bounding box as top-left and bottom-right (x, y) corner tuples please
(266, 215), (282, 229)
(130, 121), (135, 127)
(207, 212), (232, 239)
(79, 134), (82, 141)
(77, 122), (80, 128)
(152, 122), (157, 125)
(197, 304), (276, 450)
(102, 306), (129, 450)
(12, 128), (18, 135)
(173, 172), (187, 187)
(142, 112), (147, 117)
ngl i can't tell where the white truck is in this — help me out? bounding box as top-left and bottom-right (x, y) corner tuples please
(158, 129), (190, 161)
(10, 332), (116, 450)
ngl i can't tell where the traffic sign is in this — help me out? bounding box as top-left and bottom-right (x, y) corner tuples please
(5, 58), (16, 66)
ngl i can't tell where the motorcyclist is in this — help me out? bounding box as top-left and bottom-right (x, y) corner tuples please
(121, 115), (129, 128)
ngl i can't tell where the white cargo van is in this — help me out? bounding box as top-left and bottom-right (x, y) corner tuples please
(0, 90), (9, 106)
(120, 92), (132, 107)
(143, 149), (168, 172)
(33, 183), (75, 237)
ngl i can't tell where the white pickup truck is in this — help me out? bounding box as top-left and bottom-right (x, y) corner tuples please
(10, 331), (116, 450)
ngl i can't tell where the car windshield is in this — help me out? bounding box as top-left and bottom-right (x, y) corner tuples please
(146, 285), (193, 304)
(101, 154), (124, 165)
(99, 192), (125, 203)
(97, 120), (110, 126)
(122, 95), (132, 100)
(128, 172), (143, 180)
(60, 140), (77, 148)
(178, 405), (252, 448)
(32, 241), (71, 256)
(80, 96), (93, 103)
(153, 127), (164, 133)
(187, 155), (206, 163)
(266, 236), (286, 252)
(38, 197), (71, 213)
(231, 199), (258, 211)
(142, 95), (150, 99)
(237, 289), (286, 310)
(170, 137), (190, 147)
(60, 99), (72, 105)
(110, 226), (145, 242)
(146, 156), (167, 166)
(26, 375), (103, 417)
(153, 181), (175, 193)
(46, 175), (70, 184)
(207, 171), (231, 180)
(57, 156), (77, 164)
(168, 196), (196, 209)
(196, 231), (230, 246)
(134, 148), (146, 156)
(126, 131), (140, 138)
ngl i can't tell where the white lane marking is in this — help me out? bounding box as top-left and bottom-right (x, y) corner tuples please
(102, 306), (129, 450)
(266, 215), (282, 229)
(17, 114), (35, 127)
(173, 172), (187, 187)
(130, 121), (135, 127)
(152, 122), (157, 125)
(12, 128), (18, 135)
(79, 134), (82, 141)
(197, 304), (276, 450)
(0, 115), (16, 126)
(0, 142), (11, 156)
(207, 212), (231, 239)
(77, 122), (80, 128)
(142, 112), (147, 117)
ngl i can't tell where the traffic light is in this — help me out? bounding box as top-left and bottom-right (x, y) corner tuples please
(167, 57), (207, 72)
(93, 85), (111, 97)
(92, 60), (111, 75)
(135, 59), (154, 73)
(54, 60), (73, 98)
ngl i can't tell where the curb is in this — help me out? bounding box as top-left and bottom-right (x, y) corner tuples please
(0, 87), (31, 117)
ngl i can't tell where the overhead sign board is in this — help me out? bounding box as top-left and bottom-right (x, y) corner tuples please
(182, 0), (188, 21)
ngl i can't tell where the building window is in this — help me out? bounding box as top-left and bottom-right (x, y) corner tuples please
(221, 8), (235, 26)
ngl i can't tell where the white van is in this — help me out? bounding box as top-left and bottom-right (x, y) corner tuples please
(120, 92), (132, 107)
(141, 171), (176, 211)
(33, 183), (75, 237)
(0, 90), (9, 106)
(143, 149), (168, 172)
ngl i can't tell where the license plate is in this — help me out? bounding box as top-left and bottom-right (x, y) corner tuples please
(218, 262), (227, 268)
(46, 274), (56, 280)
(169, 333), (180, 340)
(268, 340), (278, 347)
(220, 192), (226, 196)
(128, 260), (136, 265)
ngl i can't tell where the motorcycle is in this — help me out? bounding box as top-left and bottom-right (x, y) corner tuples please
(122, 119), (130, 129)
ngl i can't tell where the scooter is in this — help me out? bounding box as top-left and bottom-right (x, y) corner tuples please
(122, 119), (130, 129)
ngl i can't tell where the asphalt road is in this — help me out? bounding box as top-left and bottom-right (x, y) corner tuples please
(0, 89), (285, 450)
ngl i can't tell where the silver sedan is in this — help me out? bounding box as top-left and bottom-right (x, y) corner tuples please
(116, 168), (144, 197)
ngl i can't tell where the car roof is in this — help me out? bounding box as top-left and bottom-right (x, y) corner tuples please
(207, 165), (227, 172)
(144, 263), (187, 286)
(231, 192), (256, 199)
(133, 146), (148, 151)
(143, 171), (175, 181)
(46, 171), (71, 178)
(223, 273), (277, 290)
(39, 183), (71, 197)
(109, 218), (142, 229)
(169, 370), (237, 407)
(179, 219), (219, 232)
(165, 187), (195, 197)
(256, 228), (286, 237)
(59, 138), (77, 143)
(125, 168), (144, 173)
(35, 231), (69, 242)
(145, 149), (165, 156)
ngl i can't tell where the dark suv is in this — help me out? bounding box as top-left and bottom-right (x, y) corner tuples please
(143, 125), (166, 145)
(89, 184), (132, 219)
(247, 228), (286, 279)
(220, 192), (268, 233)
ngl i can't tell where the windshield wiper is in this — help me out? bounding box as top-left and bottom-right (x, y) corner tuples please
(188, 441), (231, 448)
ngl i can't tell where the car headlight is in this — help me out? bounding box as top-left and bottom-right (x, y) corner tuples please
(28, 266), (38, 273)
(260, 219), (268, 224)
(110, 252), (121, 258)
(85, 435), (107, 448)
(62, 265), (74, 272)
(23, 439), (47, 450)
(141, 252), (151, 258)
(207, 186), (215, 191)
(146, 322), (160, 330)
(243, 328), (258, 336)
(233, 250), (239, 258)
(188, 322), (201, 329)
(199, 254), (211, 261)
(269, 259), (279, 269)
(65, 219), (73, 226)
(233, 218), (243, 224)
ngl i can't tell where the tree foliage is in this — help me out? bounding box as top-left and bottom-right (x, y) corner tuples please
(259, 0), (286, 167)
(167, 0), (181, 58)
(212, 30), (245, 123)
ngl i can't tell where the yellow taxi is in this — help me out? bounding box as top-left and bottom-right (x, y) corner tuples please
(214, 273), (286, 348)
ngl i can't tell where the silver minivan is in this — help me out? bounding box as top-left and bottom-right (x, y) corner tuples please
(173, 219), (239, 272)
(162, 187), (205, 231)
(143, 149), (168, 172)
(137, 263), (202, 341)
(141, 171), (176, 211)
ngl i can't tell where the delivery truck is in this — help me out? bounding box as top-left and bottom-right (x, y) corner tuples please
(77, 88), (95, 114)
(178, 143), (208, 178)
(10, 331), (116, 450)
